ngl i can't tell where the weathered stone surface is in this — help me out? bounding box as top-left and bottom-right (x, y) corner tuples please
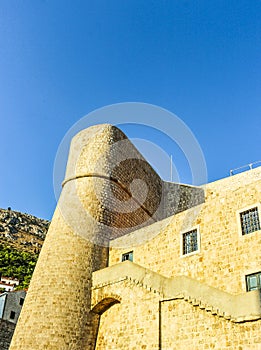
(9, 123), (261, 350)
(104, 167), (261, 349)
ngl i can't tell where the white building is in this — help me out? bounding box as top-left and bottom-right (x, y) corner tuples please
(0, 277), (19, 292)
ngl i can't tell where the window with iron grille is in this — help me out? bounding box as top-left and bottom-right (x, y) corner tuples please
(182, 229), (198, 255)
(122, 251), (133, 262)
(246, 272), (261, 291)
(240, 207), (260, 235)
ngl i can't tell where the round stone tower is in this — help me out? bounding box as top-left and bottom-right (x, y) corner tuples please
(9, 124), (163, 350)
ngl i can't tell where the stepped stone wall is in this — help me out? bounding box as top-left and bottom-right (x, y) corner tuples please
(9, 124), (261, 349)
(97, 167), (261, 349)
(109, 167), (261, 295)
(161, 299), (261, 350)
(92, 260), (261, 349)
(11, 124), (202, 349)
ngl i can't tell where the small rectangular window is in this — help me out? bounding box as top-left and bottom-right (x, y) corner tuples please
(122, 251), (133, 262)
(10, 311), (15, 320)
(19, 298), (24, 306)
(182, 229), (198, 255)
(240, 207), (260, 235)
(246, 272), (261, 291)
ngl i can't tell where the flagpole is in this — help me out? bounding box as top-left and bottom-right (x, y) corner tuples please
(170, 155), (173, 182)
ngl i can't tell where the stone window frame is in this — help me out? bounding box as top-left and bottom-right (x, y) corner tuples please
(237, 203), (261, 237)
(180, 225), (200, 257)
(245, 271), (261, 292)
(241, 267), (261, 292)
(121, 251), (133, 262)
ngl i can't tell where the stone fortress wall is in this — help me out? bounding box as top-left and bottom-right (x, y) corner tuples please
(96, 167), (261, 349)
(109, 166), (261, 295)
(10, 124), (261, 349)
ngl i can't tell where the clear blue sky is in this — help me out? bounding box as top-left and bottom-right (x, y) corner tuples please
(0, 1), (260, 220)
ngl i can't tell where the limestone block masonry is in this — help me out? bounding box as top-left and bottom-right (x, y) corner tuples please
(10, 124), (261, 349)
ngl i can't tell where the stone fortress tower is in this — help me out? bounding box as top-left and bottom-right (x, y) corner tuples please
(10, 124), (261, 349)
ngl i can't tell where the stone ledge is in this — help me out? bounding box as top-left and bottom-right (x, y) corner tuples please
(92, 261), (261, 323)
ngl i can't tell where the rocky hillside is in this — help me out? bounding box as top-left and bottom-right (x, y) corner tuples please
(0, 208), (49, 254)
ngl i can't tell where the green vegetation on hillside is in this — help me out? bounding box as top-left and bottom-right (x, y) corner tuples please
(0, 244), (39, 289)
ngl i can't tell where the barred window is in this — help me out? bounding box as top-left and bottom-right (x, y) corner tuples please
(182, 229), (198, 255)
(246, 272), (261, 291)
(240, 207), (260, 235)
(122, 251), (133, 262)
